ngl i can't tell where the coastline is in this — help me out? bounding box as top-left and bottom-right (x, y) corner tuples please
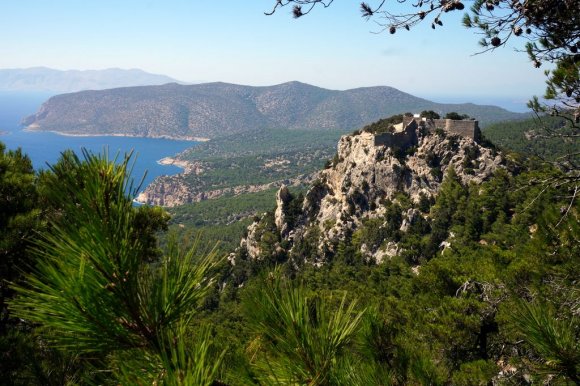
(157, 156), (189, 169)
(156, 156), (204, 176)
(23, 126), (210, 142)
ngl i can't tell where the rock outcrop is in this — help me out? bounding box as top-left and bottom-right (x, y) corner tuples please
(135, 171), (319, 207)
(238, 121), (504, 263)
(274, 186), (292, 236)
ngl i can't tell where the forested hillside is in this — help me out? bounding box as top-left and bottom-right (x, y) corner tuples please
(136, 129), (342, 207)
(483, 115), (579, 161)
(1, 112), (578, 384)
(23, 81), (527, 140)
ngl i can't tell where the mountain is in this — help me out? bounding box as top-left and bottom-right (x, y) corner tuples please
(0, 67), (180, 93)
(237, 118), (505, 264)
(22, 81), (527, 139)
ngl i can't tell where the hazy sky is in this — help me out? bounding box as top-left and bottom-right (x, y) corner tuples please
(0, 0), (547, 108)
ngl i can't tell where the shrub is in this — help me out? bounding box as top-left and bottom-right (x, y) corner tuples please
(420, 110), (441, 119)
(431, 166), (443, 181)
(444, 112), (470, 120)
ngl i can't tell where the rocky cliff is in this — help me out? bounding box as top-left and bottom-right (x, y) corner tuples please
(237, 120), (504, 264)
(136, 171), (319, 207)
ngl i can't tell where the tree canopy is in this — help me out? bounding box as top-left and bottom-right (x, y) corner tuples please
(1, 136), (579, 384)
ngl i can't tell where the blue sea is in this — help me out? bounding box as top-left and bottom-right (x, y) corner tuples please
(0, 92), (197, 192)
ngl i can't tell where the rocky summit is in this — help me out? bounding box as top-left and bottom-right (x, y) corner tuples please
(238, 117), (505, 264)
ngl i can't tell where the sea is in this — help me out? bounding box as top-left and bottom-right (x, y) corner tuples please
(0, 91), (197, 192)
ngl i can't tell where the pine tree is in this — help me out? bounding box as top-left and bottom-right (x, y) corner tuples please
(9, 150), (223, 384)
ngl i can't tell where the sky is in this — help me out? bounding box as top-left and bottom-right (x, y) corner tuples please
(0, 0), (548, 111)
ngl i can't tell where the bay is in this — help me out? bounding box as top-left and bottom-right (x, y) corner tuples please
(0, 91), (197, 192)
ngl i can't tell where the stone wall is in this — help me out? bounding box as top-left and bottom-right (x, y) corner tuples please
(449, 120), (481, 142)
(374, 120), (418, 149)
(374, 117), (480, 149)
(431, 119), (481, 142)
(403, 115), (415, 127)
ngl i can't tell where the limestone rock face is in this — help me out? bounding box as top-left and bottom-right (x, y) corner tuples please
(239, 125), (504, 263)
(136, 172), (319, 207)
(400, 208), (420, 233)
(241, 221), (262, 260)
(135, 178), (194, 207)
(306, 129), (501, 256)
(275, 185), (292, 235)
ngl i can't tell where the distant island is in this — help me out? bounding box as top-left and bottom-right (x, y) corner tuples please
(23, 81), (528, 141)
(0, 67), (182, 93)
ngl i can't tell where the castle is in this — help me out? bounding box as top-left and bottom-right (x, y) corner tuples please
(374, 115), (481, 149)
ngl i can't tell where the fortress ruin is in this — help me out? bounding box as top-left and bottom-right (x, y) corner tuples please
(374, 115), (481, 148)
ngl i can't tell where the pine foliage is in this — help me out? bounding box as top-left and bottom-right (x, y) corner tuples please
(512, 300), (580, 383)
(8, 150), (223, 384)
(244, 271), (368, 385)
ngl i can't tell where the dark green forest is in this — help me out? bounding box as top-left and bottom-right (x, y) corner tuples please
(0, 113), (579, 385)
(484, 116), (579, 163)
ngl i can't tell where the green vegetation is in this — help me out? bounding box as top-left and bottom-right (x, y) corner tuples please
(420, 110), (440, 119)
(235, 163), (579, 385)
(180, 128), (345, 160)
(145, 129), (342, 204)
(359, 113), (409, 135)
(1, 123), (578, 385)
(167, 188), (279, 252)
(1, 148), (205, 384)
(243, 271), (367, 385)
(25, 81), (527, 139)
(179, 152), (317, 190)
(0, 143), (42, 336)
(178, 128), (343, 189)
(444, 112), (471, 120)
(483, 115), (579, 161)
(170, 189), (279, 227)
